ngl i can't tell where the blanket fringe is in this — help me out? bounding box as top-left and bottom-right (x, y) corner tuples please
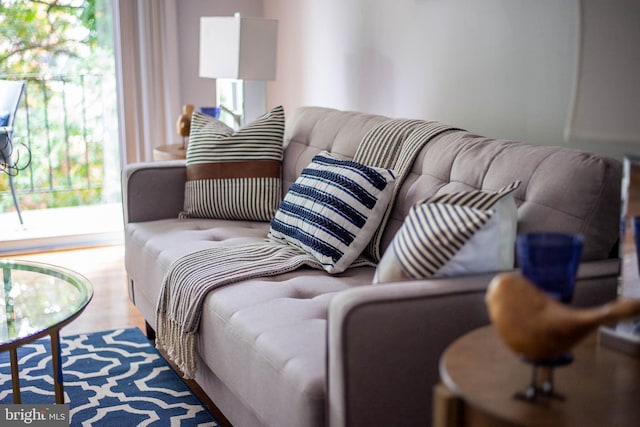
(157, 314), (197, 379)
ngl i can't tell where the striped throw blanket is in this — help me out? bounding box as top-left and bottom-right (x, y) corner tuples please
(156, 119), (459, 378)
(353, 120), (462, 262)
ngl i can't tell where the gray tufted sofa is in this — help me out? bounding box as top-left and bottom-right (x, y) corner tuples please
(122, 106), (621, 427)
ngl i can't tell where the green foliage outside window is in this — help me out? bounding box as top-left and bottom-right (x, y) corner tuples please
(0, 0), (118, 212)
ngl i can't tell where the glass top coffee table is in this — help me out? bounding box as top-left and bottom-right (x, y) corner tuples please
(0, 259), (93, 404)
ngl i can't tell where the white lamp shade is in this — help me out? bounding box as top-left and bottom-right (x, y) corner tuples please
(566, 0), (640, 143)
(199, 15), (278, 81)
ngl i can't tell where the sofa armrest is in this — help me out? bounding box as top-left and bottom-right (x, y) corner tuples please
(326, 259), (619, 427)
(122, 160), (186, 224)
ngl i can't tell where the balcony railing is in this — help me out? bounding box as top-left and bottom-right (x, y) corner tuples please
(0, 73), (120, 214)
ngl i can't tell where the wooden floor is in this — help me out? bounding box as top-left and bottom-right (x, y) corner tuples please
(1, 244), (231, 426)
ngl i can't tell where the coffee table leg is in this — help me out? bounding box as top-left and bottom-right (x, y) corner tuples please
(9, 348), (21, 404)
(50, 330), (65, 404)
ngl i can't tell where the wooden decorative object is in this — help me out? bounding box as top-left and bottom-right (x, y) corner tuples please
(485, 272), (640, 361)
(176, 104), (195, 148)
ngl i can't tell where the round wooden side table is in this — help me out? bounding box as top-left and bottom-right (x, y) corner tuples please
(153, 143), (187, 161)
(435, 325), (640, 427)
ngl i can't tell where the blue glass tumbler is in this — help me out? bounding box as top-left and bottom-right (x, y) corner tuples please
(199, 106), (221, 119)
(516, 233), (584, 303)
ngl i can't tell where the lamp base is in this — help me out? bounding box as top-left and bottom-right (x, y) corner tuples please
(598, 320), (640, 357)
(215, 79), (267, 129)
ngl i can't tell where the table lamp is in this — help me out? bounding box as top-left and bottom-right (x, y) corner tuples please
(564, 0), (640, 354)
(199, 13), (278, 128)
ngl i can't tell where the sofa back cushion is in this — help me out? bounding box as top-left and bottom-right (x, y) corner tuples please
(282, 107), (389, 192)
(282, 107), (621, 262)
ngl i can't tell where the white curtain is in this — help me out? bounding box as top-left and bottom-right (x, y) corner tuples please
(112, 0), (181, 164)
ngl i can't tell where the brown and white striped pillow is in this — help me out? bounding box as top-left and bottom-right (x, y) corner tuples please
(179, 106), (285, 221)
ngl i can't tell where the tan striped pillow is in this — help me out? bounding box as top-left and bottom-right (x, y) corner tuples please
(179, 106), (285, 221)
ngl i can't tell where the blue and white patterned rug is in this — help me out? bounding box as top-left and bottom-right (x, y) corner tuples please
(0, 328), (219, 426)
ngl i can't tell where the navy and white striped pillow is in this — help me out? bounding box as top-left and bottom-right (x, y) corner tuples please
(180, 106), (285, 221)
(268, 151), (396, 273)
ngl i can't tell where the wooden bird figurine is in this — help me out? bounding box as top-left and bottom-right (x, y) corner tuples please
(486, 272), (640, 361)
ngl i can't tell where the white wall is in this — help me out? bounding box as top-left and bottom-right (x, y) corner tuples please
(177, 0), (263, 110)
(262, 0), (640, 159)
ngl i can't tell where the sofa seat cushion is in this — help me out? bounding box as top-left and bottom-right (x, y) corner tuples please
(197, 266), (374, 427)
(124, 218), (272, 324)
